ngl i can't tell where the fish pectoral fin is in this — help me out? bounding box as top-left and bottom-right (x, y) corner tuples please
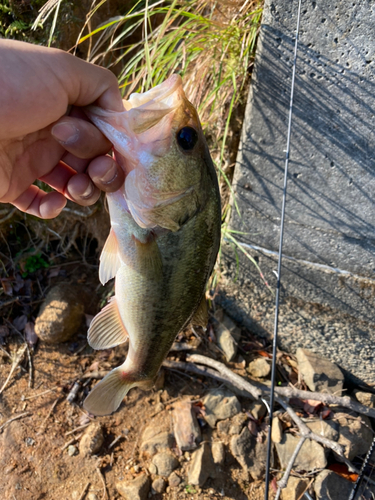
(133, 235), (163, 276)
(99, 228), (121, 285)
(191, 296), (209, 328)
(88, 297), (128, 350)
(83, 366), (134, 416)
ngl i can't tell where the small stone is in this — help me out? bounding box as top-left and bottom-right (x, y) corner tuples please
(275, 434), (326, 471)
(215, 314), (241, 362)
(306, 419), (339, 442)
(211, 442), (225, 465)
(352, 390), (375, 408)
(229, 412), (248, 435)
(152, 452), (179, 477)
(35, 284), (84, 344)
(230, 427), (267, 480)
(116, 474), (150, 500)
(67, 445), (78, 457)
(172, 400), (201, 451)
(217, 419), (231, 437)
(314, 470), (352, 499)
(87, 494), (98, 500)
(151, 477), (166, 494)
(188, 442), (216, 486)
(203, 388), (241, 428)
(140, 412), (174, 456)
(148, 463), (157, 475)
(247, 358), (271, 378)
(335, 411), (373, 460)
(296, 348), (344, 395)
(281, 476), (309, 500)
(271, 416), (283, 443)
(79, 423), (104, 456)
(249, 401), (267, 420)
(168, 471), (181, 488)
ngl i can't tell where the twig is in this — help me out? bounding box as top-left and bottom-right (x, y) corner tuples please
(80, 371), (109, 380)
(22, 388), (56, 400)
(25, 342), (33, 389)
(186, 354), (261, 399)
(184, 355), (375, 419)
(65, 423), (90, 436)
(0, 344), (27, 394)
(38, 398), (60, 433)
(275, 437), (307, 499)
(96, 462), (107, 500)
(0, 412), (31, 433)
(77, 481), (90, 500)
(60, 433), (83, 451)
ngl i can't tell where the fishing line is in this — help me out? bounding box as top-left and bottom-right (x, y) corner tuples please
(348, 434), (375, 500)
(264, 0), (302, 498)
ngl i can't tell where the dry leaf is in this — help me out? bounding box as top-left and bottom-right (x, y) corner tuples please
(328, 463), (358, 482)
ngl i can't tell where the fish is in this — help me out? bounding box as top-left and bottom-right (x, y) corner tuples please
(83, 74), (221, 416)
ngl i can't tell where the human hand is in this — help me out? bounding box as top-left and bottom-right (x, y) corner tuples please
(0, 39), (125, 219)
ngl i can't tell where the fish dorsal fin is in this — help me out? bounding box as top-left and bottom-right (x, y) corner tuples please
(99, 228), (121, 285)
(88, 297), (128, 350)
(191, 296), (208, 328)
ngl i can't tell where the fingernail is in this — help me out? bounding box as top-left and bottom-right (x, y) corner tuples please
(81, 181), (95, 199)
(100, 164), (118, 184)
(51, 122), (79, 144)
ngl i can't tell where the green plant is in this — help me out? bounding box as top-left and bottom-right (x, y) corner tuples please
(20, 253), (49, 277)
(185, 484), (197, 494)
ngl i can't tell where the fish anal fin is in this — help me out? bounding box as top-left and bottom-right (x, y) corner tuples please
(99, 228), (121, 285)
(83, 366), (135, 416)
(88, 297), (128, 350)
(132, 235), (163, 276)
(191, 296), (208, 328)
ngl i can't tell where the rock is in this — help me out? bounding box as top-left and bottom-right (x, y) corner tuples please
(87, 494), (98, 500)
(335, 411), (373, 460)
(217, 419), (231, 437)
(151, 477), (166, 494)
(230, 427), (267, 480)
(215, 314), (241, 362)
(281, 476), (309, 500)
(35, 284), (84, 344)
(79, 423), (104, 456)
(211, 442), (225, 465)
(203, 388), (241, 428)
(296, 348), (344, 396)
(247, 358), (271, 378)
(140, 412), (174, 456)
(67, 445), (78, 457)
(271, 416), (283, 444)
(148, 463), (157, 475)
(116, 474), (150, 500)
(229, 412), (248, 435)
(172, 400), (201, 451)
(188, 442), (216, 486)
(352, 390), (375, 408)
(249, 401), (267, 420)
(314, 470), (352, 499)
(306, 419), (339, 443)
(152, 452), (179, 477)
(275, 434), (326, 471)
(168, 471), (181, 488)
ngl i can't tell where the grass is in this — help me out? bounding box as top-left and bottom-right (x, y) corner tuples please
(29, 0), (268, 293)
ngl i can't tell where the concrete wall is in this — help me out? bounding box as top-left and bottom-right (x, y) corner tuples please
(222, 0), (375, 383)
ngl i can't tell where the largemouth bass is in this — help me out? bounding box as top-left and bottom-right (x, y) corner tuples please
(83, 75), (221, 416)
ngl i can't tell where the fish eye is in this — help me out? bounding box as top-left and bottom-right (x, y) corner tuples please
(176, 126), (198, 151)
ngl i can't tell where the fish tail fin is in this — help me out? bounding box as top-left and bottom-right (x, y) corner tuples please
(83, 366), (136, 416)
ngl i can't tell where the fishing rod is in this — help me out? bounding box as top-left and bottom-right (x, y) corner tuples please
(264, 0), (302, 498)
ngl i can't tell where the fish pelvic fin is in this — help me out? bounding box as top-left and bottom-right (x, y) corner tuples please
(88, 296), (128, 350)
(99, 228), (121, 285)
(83, 366), (135, 416)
